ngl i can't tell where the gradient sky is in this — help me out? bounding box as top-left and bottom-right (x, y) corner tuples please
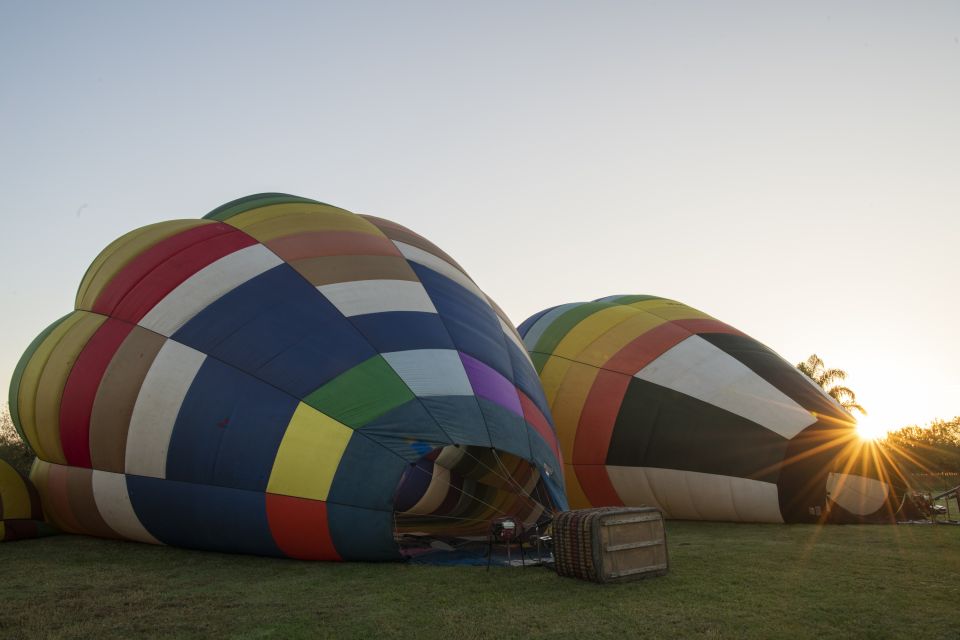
(2, 2), (957, 433)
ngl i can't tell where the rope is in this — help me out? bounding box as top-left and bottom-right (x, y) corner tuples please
(489, 447), (557, 515)
(442, 444), (554, 515)
(392, 446), (557, 542)
(404, 457), (511, 518)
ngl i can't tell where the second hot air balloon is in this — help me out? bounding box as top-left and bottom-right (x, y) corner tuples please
(518, 295), (898, 524)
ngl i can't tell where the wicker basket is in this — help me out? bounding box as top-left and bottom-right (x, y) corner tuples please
(552, 507), (668, 583)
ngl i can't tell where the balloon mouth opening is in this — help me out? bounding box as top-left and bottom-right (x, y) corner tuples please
(391, 445), (559, 557)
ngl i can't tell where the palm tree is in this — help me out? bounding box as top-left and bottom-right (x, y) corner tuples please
(796, 354), (867, 416)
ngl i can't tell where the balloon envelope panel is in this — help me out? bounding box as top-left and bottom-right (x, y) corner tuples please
(0, 458), (48, 541)
(518, 295), (896, 523)
(9, 193), (566, 560)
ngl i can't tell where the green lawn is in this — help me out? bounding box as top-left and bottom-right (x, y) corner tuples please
(2, 521), (958, 639)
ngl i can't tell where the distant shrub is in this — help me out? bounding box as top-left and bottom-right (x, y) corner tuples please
(0, 404), (34, 477)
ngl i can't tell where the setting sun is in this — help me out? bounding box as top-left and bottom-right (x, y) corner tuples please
(855, 414), (892, 441)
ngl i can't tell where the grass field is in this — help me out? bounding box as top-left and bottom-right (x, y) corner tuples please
(2, 521), (958, 639)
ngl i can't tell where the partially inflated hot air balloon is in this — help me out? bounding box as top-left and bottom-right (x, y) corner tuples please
(0, 458), (49, 541)
(518, 295), (898, 524)
(8, 193), (566, 560)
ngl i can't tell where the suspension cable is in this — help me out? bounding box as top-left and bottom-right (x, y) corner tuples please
(403, 457), (511, 518)
(446, 445), (554, 514)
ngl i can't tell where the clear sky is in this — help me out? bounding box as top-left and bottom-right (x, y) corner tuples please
(1, 2), (957, 435)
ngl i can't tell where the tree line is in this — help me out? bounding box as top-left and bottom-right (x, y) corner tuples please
(882, 417), (960, 476)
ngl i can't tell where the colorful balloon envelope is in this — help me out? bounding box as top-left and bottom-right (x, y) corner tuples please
(8, 193), (566, 560)
(518, 295), (898, 523)
(0, 458), (48, 541)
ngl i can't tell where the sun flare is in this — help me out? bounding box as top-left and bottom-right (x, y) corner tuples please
(855, 414), (891, 441)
